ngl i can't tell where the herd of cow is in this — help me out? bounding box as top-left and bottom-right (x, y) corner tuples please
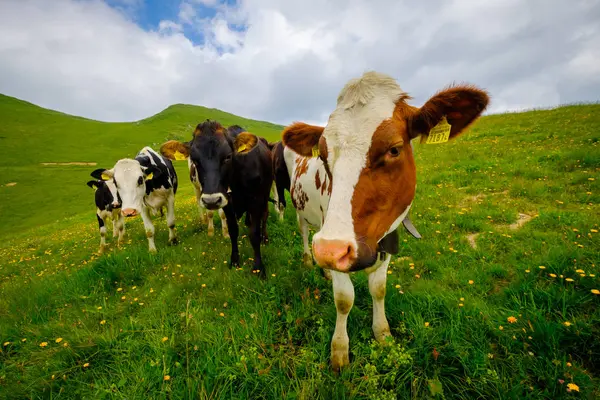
(85, 71), (489, 371)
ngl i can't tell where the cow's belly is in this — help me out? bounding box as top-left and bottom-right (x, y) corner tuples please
(145, 189), (171, 210)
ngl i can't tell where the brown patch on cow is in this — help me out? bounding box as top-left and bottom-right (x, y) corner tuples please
(315, 169), (322, 190)
(291, 181), (309, 211)
(234, 132), (258, 154)
(350, 115), (417, 254)
(466, 233), (480, 249)
(41, 162), (97, 166)
(296, 157), (310, 177)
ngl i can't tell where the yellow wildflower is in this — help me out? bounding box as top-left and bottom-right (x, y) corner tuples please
(499, 326), (504, 330)
(100, 320), (106, 325)
(162, 337), (169, 343)
(468, 280), (474, 285)
(55, 338), (63, 343)
(567, 383), (579, 392)
(575, 269), (584, 273)
(83, 363), (90, 368)
(164, 375), (171, 381)
(395, 284), (401, 289)
(564, 321), (572, 327)
(40, 342), (48, 347)
(424, 322), (430, 327)
(117, 288), (123, 292)
(3, 342), (9, 347)
(591, 289), (600, 295)
(219, 312), (225, 317)
(565, 278), (574, 282)
(507, 316), (517, 323)
(539, 266), (546, 270)
(549, 273), (557, 278)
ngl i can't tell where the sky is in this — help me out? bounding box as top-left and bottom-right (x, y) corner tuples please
(0, 0), (599, 126)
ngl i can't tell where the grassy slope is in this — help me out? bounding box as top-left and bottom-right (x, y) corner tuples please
(0, 94), (283, 239)
(0, 97), (599, 399)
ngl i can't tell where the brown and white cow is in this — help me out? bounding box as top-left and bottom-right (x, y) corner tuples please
(281, 71), (489, 371)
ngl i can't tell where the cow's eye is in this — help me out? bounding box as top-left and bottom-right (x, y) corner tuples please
(388, 146), (401, 157)
(137, 176), (144, 186)
(224, 155), (232, 163)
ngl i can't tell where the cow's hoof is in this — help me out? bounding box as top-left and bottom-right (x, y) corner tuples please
(331, 350), (350, 373)
(374, 329), (392, 344)
(302, 253), (313, 267)
(253, 268), (266, 280)
(149, 248), (157, 254)
(262, 237), (269, 245)
(98, 245), (107, 255)
(207, 230), (214, 237)
(222, 231), (230, 239)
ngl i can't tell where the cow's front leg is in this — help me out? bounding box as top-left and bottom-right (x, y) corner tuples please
(218, 208), (229, 238)
(297, 215), (313, 267)
(248, 211), (266, 279)
(223, 204), (239, 268)
(111, 214), (119, 238)
(140, 207), (157, 253)
(368, 255), (392, 343)
(206, 210), (215, 237)
(166, 194), (178, 245)
(116, 212), (125, 245)
(331, 270), (354, 372)
(97, 214), (108, 253)
(193, 186), (208, 225)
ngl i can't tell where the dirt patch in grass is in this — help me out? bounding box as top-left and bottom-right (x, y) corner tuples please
(509, 213), (533, 230)
(466, 233), (480, 249)
(40, 162), (97, 166)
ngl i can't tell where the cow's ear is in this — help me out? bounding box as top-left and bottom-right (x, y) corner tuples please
(91, 168), (113, 180)
(143, 165), (161, 180)
(160, 140), (190, 161)
(86, 180), (100, 189)
(409, 84), (489, 142)
(282, 122), (324, 157)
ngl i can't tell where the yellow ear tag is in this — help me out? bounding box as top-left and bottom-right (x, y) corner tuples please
(174, 150), (187, 161)
(426, 116), (452, 144)
(237, 144), (247, 153)
(101, 173), (111, 181)
(311, 145), (320, 158)
(146, 172), (154, 180)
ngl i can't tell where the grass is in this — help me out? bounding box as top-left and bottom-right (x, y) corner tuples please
(0, 96), (599, 399)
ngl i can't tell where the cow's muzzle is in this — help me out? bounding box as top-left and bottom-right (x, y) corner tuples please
(201, 193), (227, 210)
(312, 238), (357, 272)
(122, 208), (138, 217)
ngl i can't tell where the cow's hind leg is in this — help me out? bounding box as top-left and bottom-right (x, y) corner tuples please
(331, 270), (354, 372)
(97, 213), (107, 254)
(218, 208), (229, 238)
(261, 205), (269, 245)
(298, 214), (313, 267)
(368, 255), (392, 343)
(167, 193), (178, 245)
(140, 207), (157, 253)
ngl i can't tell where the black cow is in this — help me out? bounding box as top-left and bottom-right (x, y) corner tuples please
(160, 120), (273, 278)
(86, 178), (124, 253)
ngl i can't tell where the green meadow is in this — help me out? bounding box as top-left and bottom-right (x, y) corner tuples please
(0, 94), (599, 399)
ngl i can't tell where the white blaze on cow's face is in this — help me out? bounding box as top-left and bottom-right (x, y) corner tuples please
(283, 71), (490, 272)
(111, 159), (149, 217)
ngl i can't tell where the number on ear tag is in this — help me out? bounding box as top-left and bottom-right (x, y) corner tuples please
(426, 116), (452, 144)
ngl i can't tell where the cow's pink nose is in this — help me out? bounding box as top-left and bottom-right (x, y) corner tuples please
(122, 208), (137, 217)
(313, 239), (356, 271)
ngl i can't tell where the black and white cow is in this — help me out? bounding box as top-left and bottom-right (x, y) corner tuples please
(91, 146), (179, 253)
(86, 178), (124, 253)
(160, 120), (273, 278)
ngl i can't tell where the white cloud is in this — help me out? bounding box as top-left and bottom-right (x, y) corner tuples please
(0, 0), (598, 127)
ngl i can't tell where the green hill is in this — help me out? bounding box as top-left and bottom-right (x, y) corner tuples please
(0, 94), (284, 239)
(0, 95), (599, 398)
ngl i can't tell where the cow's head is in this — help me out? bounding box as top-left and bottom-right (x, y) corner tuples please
(91, 160), (161, 217)
(160, 120), (234, 210)
(86, 178), (121, 211)
(282, 71), (489, 272)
